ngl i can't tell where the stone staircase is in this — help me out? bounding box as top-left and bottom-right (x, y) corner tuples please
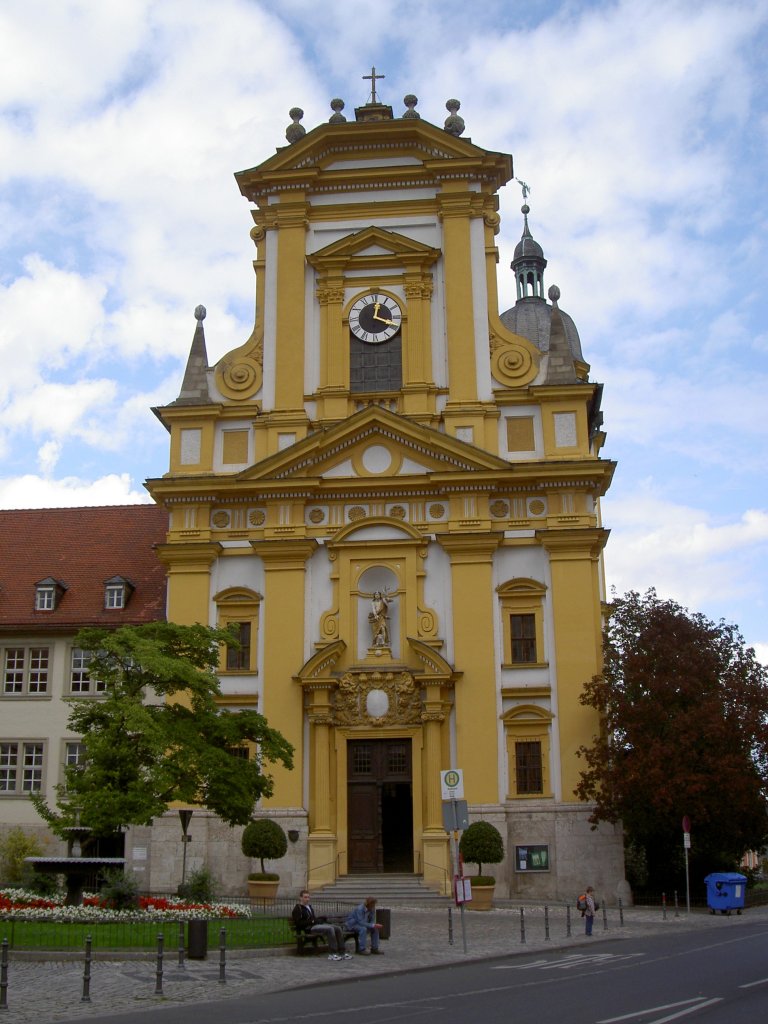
(313, 873), (450, 905)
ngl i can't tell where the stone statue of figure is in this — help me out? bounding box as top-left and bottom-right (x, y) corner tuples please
(368, 590), (394, 647)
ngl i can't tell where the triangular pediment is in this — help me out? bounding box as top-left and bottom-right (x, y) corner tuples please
(308, 226), (440, 269)
(236, 118), (513, 199)
(236, 406), (511, 484)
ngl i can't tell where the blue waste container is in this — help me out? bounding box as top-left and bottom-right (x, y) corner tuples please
(704, 872), (747, 915)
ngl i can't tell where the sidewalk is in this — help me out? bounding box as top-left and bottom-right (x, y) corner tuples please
(2, 903), (764, 1023)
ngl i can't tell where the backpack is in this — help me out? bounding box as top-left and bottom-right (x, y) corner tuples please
(576, 893), (588, 911)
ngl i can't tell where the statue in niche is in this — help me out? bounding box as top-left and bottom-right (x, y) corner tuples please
(368, 589), (395, 647)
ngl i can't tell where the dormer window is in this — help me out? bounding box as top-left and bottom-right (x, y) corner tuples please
(104, 576), (134, 610)
(35, 578), (66, 612)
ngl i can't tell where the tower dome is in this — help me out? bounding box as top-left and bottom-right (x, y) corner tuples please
(511, 203), (547, 300)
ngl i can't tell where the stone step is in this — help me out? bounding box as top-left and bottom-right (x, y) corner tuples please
(314, 873), (450, 904)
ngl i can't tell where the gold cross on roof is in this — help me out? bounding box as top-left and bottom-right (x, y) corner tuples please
(363, 66), (385, 104)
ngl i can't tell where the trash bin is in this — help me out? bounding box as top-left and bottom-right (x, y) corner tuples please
(375, 907), (391, 940)
(187, 919), (208, 958)
(704, 872), (747, 915)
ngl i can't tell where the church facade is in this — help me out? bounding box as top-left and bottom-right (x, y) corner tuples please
(146, 88), (624, 901)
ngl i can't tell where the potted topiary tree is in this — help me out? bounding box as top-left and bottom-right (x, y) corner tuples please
(459, 820), (504, 910)
(241, 818), (288, 901)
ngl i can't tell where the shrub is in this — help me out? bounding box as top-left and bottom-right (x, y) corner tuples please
(99, 868), (140, 910)
(0, 827), (42, 884)
(241, 819), (287, 878)
(177, 865), (216, 903)
(459, 821), (504, 884)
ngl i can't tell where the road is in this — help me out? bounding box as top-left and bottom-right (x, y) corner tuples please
(52, 918), (768, 1024)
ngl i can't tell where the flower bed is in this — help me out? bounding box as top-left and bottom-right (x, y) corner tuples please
(0, 887), (249, 922)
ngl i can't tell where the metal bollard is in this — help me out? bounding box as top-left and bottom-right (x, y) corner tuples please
(544, 905), (550, 941)
(178, 921), (185, 967)
(566, 904), (571, 938)
(602, 904), (608, 931)
(662, 893), (667, 920)
(81, 935), (92, 1002)
(674, 891), (680, 918)
(618, 897), (624, 927)
(519, 907), (526, 944)
(219, 928), (226, 984)
(1, 937), (9, 1011)
(448, 907), (454, 946)
(155, 933), (164, 995)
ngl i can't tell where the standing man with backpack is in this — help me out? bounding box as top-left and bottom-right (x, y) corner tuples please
(582, 886), (597, 935)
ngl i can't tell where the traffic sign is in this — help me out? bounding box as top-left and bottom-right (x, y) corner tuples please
(441, 769), (464, 800)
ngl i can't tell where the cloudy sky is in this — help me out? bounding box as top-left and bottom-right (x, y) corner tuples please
(1, 0), (766, 662)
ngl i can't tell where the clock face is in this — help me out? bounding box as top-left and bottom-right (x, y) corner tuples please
(349, 293), (403, 343)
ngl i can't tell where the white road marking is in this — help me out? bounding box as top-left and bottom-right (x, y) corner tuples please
(598, 997), (722, 1024)
(739, 975), (768, 988)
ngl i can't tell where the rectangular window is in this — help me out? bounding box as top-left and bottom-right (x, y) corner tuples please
(28, 648), (49, 693)
(510, 614), (537, 663)
(3, 649), (25, 693)
(23, 743), (44, 791)
(0, 741), (44, 793)
(35, 586), (56, 611)
(225, 622), (252, 671)
(70, 649), (105, 694)
(105, 584), (125, 609)
(2, 647), (49, 695)
(515, 741), (543, 795)
(65, 741), (86, 767)
(0, 743), (18, 791)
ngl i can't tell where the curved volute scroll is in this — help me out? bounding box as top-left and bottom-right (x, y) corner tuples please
(213, 223), (266, 401)
(488, 320), (540, 388)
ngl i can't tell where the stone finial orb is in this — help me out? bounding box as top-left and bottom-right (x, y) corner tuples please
(329, 98), (347, 123)
(444, 98), (465, 136)
(286, 107), (306, 144)
(402, 94), (420, 119)
(194, 305), (207, 321)
(548, 285), (561, 305)
(522, 203), (530, 215)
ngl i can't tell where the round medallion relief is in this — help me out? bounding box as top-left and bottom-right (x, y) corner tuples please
(366, 689), (389, 719)
(361, 444), (393, 474)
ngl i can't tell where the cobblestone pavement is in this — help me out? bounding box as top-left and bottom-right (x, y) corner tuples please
(2, 904), (764, 1023)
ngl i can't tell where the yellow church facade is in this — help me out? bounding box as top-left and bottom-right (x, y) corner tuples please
(146, 90), (624, 900)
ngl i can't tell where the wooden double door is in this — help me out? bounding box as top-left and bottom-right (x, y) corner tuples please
(347, 738), (413, 873)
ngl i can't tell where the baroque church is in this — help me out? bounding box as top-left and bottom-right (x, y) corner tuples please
(144, 81), (625, 900)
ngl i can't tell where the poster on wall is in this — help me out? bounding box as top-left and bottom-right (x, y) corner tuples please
(516, 844), (550, 872)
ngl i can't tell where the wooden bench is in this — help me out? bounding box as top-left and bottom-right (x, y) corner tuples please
(289, 916), (360, 956)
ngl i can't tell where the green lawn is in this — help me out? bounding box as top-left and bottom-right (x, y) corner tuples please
(0, 915), (293, 951)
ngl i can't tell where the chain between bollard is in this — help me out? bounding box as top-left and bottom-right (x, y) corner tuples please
(0, 937), (8, 1012)
(219, 928), (226, 984)
(81, 935), (92, 1003)
(155, 933), (164, 995)
(519, 906), (526, 944)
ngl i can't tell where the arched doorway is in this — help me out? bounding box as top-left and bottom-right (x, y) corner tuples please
(347, 738), (413, 872)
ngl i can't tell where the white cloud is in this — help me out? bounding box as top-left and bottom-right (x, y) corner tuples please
(0, 472), (149, 509)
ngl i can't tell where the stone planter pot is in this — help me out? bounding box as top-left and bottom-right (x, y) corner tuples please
(467, 883), (495, 911)
(248, 878), (279, 902)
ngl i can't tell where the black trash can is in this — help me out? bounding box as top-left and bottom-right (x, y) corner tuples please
(187, 919), (208, 959)
(375, 907), (391, 940)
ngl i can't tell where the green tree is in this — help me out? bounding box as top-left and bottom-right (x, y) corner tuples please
(576, 589), (768, 889)
(459, 820), (505, 882)
(31, 622), (294, 836)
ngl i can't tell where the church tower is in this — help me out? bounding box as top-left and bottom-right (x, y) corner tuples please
(147, 80), (623, 900)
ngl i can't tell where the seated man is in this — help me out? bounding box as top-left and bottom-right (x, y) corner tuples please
(345, 896), (383, 955)
(291, 889), (351, 961)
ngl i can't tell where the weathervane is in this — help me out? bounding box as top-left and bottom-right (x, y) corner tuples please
(516, 179), (531, 200)
(363, 66), (385, 104)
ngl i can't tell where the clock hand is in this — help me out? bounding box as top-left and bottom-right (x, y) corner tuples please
(373, 316), (396, 326)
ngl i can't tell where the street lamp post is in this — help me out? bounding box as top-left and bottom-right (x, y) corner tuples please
(179, 810), (193, 888)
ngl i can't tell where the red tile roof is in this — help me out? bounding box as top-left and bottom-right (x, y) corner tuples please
(0, 505), (168, 630)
